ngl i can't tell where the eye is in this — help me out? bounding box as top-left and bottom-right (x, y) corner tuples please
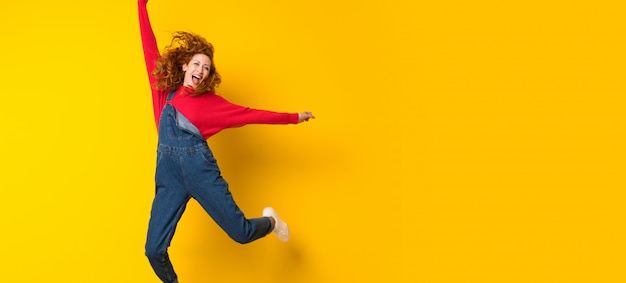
(204, 66), (210, 71)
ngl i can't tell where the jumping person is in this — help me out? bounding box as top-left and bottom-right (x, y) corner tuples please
(138, 0), (314, 282)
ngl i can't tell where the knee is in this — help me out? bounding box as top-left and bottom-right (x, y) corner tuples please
(145, 246), (166, 262)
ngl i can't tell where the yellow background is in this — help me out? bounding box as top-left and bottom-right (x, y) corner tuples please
(1, 0), (624, 282)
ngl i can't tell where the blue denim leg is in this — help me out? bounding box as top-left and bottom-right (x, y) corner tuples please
(145, 149), (191, 283)
(184, 145), (273, 243)
(145, 96), (272, 283)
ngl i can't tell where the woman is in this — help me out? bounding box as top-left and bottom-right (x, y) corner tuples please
(138, 1), (314, 282)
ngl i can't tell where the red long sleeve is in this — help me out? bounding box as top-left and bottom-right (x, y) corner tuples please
(171, 90), (299, 139)
(138, 0), (168, 129)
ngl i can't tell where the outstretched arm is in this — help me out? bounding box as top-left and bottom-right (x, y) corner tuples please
(214, 96), (314, 127)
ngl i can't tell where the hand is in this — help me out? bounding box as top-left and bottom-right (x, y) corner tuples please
(298, 112), (315, 123)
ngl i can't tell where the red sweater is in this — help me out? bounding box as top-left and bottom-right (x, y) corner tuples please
(138, 0), (299, 139)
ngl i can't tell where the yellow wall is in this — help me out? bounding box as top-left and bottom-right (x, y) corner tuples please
(1, 0), (624, 282)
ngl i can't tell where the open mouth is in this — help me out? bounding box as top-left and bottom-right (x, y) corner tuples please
(192, 74), (202, 85)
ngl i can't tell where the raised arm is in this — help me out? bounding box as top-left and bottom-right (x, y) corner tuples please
(138, 0), (159, 85)
(139, 0), (168, 128)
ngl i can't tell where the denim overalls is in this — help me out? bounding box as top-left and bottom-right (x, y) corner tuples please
(145, 89), (273, 283)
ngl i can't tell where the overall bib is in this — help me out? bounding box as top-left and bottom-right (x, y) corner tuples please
(145, 89), (272, 283)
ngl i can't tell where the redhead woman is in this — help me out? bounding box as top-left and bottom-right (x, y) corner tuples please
(138, 1), (314, 282)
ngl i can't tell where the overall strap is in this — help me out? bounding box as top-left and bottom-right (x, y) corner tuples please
(165, 87), (203, 138)
(166, 88), (178, 102)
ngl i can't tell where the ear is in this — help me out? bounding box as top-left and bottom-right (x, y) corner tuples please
(182, 64), (188, 72)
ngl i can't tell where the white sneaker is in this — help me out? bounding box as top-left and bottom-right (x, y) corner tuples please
(263, 207), (290, 242)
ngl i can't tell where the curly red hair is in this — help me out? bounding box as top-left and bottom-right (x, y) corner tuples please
(153, 31), (221, 95)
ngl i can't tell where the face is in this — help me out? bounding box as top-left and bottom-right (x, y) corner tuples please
(182, 53), (211, 89)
